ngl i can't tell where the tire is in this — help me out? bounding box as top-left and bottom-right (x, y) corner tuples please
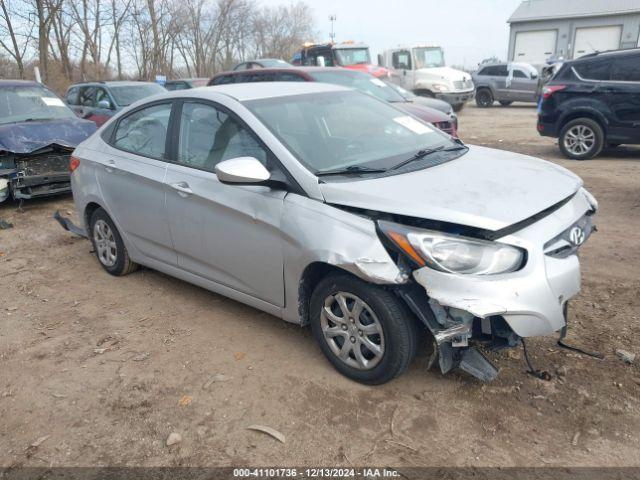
(559, 118), (605, 160)
(499, 101), (513, 106)
(452, 103), (465, 112)
(309, 272), (421, 385)
(475, 89), (493, 108)
(89, 208), (138, 276)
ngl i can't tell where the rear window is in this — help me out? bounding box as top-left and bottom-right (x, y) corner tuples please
(573, 59), (612, 81)
(210, 75), (237, 85)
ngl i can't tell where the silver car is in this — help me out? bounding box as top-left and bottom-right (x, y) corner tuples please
(69, 83), (597, 384)
(472, 62), (540, 107)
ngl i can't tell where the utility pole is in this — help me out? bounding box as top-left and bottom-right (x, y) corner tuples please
(329, 14), (336, 42)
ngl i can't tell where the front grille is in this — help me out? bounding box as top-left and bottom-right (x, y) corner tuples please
(453, 79), (474, 90)
(16, 153), (70, 178)
(544, 214), (595, 258)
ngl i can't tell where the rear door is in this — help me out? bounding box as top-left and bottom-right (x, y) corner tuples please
(163, 100), (286, 305)
(608, 53), (640, 142)
(97, 101), (176, 265)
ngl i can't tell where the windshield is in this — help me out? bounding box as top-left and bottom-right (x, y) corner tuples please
(245, 90), (456, 175)
(109, 84), (166, 106)
(334, 48), (371, 66)
(413, 47), (445, 69)
(385, 81), (417, 100)
(309, 71), (406, 103)
(0, 85), (76, 125)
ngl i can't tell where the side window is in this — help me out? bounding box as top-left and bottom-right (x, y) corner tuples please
(494, 65), (508, 77)
(113, 103), (172, 160)
(66, 87), (79, 105)
(612, 55), (640, 82)
(392, 51), (412, 70)
(95, 88), (113, 109)
(247, 72), (276, 82)
(80, 87), (97, 107)
(574, 59), (612, 81)
(277, 72), (306, 82)
(177, 102), (268, 172)
(512, 69), (527, 79)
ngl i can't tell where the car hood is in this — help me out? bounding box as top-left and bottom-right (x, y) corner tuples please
(417, 66), (471, 82)
(394, 102), (449, 123)
(0, 117), (97, 154)
(319, 145), (582, 232)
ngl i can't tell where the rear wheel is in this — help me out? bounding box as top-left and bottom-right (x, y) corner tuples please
(499, 100), (513, 106)
(475, 89), (493, 108)
(310, 272), (421, 385)
(89, 208), (138, 276)
(559, 118), (604, 160)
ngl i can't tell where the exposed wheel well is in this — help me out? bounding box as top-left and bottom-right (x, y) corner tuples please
(414, 89), (435, 98)
(84, 202), (103, 235)
(560, 112), (607, 136)
(298, 262), (344, 326)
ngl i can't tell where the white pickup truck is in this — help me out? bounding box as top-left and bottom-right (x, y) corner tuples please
(380, 46), (474, 111)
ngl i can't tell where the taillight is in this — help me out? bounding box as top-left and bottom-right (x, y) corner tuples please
(542, 85), (566, 99)
(69, 156), (80, 172)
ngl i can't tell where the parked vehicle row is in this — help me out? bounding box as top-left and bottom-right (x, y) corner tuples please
(209, 67), (458, 136)
(472, 62), (539, 107)
(59, 80), (598, 385)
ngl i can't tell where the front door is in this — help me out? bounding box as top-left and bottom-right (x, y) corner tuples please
(391, 49), (414, 90)
(96, 101), (176, 265)
(507, 68), (538, 102)
(608, 53), (640, 142)
(163, 100), (286, 306)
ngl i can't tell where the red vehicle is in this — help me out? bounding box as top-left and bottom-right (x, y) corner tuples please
(209, 67), (457, 137)
(291, 42), (391, 79)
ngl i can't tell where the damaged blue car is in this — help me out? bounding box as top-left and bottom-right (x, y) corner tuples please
(0, 80), (96, 202)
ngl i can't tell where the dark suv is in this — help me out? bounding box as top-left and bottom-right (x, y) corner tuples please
(538, 49), (640, 160)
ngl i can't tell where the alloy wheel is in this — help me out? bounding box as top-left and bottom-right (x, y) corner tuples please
(320, 292), (385, 370)
(93, 219), (117, 267)
(564, 125), (596, 156)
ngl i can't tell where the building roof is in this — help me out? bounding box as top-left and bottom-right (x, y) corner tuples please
(508, 0), (640, 23)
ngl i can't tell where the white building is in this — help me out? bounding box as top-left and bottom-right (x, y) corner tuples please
(507, 0), (640, 64)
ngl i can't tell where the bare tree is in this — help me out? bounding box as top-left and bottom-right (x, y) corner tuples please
(0, 0), (33, 78)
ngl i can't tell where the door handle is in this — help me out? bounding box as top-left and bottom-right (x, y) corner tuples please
(170, 181), (193, 196)
(104, 159), (116, 172)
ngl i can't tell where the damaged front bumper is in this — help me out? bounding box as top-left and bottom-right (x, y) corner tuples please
(0, 147), (73, 202)
(406, 189), (597, 381)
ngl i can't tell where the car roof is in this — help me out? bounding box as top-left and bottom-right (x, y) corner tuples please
(169, 82), (348, 102)
(0, 79), (44, 88)
(213, 66), (365, 78)
(570, 47), (640, 63)
(68, 81), (159, 88)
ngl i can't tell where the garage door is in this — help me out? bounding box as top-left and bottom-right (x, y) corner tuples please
(513, 30), (557, 63)
(573, 25), (622, 58)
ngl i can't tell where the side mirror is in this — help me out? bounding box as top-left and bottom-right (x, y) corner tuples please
(215, 157), (271, 185)
(98, 99), (112, 109)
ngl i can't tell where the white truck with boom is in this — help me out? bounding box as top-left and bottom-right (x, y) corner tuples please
(380, 46), (474, 111)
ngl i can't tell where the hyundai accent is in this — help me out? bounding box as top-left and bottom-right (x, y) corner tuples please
(67, 83), (597, 384)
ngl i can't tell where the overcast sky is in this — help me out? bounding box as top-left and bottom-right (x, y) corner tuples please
(263, 0), (525, 69)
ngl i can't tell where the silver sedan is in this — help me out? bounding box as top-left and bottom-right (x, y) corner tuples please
(68, 82), (597, 384)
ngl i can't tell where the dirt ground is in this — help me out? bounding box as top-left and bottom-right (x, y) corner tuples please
(1, 103), (639, 469)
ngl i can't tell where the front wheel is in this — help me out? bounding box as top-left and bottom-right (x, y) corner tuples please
(559, 118), (604, 160)
(475, 89), (493, 108)
(309, 272), (421, 385)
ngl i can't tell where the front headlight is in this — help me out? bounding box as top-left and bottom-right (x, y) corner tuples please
(432, 83), (450, 92)
(378, 220), (525, 275)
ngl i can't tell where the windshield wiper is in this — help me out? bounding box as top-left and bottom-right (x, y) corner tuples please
(316, 165), (388, 177)
(390, 145), (467, 171)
